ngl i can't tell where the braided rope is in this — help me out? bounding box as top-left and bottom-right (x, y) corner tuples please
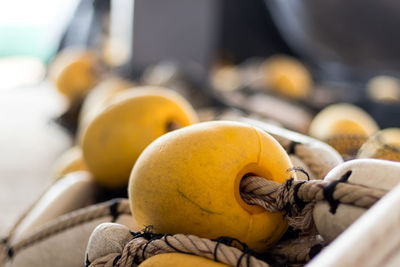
(240, 176), (386, 231)
(10, 199), (130, 255)
(2, 172), (388, 266)
(90, 234), (269, 267)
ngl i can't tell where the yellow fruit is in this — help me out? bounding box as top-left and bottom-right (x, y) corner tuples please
(49, 48), (99, 101)
(78, 77), (135, 136)
(357, 128), (400, 162)
(82, 88), (198, 188)
(52, 146), (88, 180)
(138, 253), (229, 267)
(261, 55), (312, 100)
(309, 103), (379, 158)
(129, 121), (292, 252)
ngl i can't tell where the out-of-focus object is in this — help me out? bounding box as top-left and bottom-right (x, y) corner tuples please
(357, 128), (400, 162)
(48, 47), (100, 102)
(81, 88), (198, 189)
(10, 171), (97, 241)
(128, 0), (218, 80)
(308, 181), (400, 267)
(102, 0), (133, 67)
(0, 83), (72, 236)
(309, 103), (379, 158)
(260, 54), (312, 100)
(266, 0), (400, 84)
(1, 199), (135, 267)
(366, 75), (400, 103)
(0, 0), (80, 62)
(211, 65), (241, 92)
(142, 61), (216, 109)
(217, 90), (313, 133)
(0, 57), (45, 90)
(141, 61), (181, 87)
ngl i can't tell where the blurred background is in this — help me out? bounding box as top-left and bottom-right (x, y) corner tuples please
(2, 0), (400, 234)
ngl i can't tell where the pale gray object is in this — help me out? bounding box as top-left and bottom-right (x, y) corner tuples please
(313, 159), (400, 242)
(85, 223), (132, 264)
(308, 181), (400, 267)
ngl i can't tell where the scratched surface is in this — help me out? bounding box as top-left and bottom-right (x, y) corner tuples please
(0, 82), (72, 236)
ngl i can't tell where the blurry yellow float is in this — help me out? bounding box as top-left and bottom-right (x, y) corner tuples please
(309, 103), (379, 158)
(261, 55), (312, 100)
(48, 48), (100, 101)
(82, 87), (198, 188)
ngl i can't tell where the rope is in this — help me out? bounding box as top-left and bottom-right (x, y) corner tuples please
(240, 175), (386, 232)
(2, 172), (388, 267)
(8, 199), (130, 257)
(90, 233), (269, 267)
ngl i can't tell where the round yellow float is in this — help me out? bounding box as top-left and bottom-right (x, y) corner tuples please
(82, 88), (198, 188)
(138, 253), (228, 267)
(308, 103), (379, 158)
(261, 55), (312, 100)
(129, 121), (293, 252)
(48, 47), (99, 101)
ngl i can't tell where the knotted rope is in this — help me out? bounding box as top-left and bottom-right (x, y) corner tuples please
(89, 233), (269, 267)
(0, 198), (131, 265)
(2, 172), (388, 267)
(240, 173), (386, 232)
(88, 172), (387, 266)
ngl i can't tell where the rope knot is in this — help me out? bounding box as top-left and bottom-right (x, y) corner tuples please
(240, 176), (316, 233)
(90, 231), (271, 267)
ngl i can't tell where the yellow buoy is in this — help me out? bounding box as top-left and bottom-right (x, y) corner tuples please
(261, 55), (312, 100)
(138, 253), (229, 267)
(48, 47), (100, 101)
(82, 87), (198, 188)
(309, 103), (379, 158)
(129, 121), (292, 252)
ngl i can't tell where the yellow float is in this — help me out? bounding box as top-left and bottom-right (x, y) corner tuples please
(129, 121), (293, 252)
(48, 47), (99, 101)
(261, 55), (312, 100)
(308, 103), (379, 157)
(138, 253), (228, 267)
(82, 88), (198, 188)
